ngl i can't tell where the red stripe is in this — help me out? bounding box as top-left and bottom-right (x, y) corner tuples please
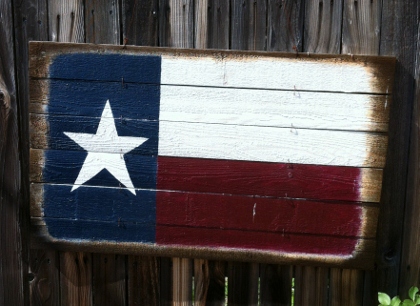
(156, 192), (364, 237)
(157, 157), (362, 201)
(155, 226), (360, 256)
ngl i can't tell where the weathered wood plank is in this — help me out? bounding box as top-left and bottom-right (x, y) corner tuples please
(342, 0), (382, 55)
(267, 0), (304, 52)
(231, 0), (267, 50)
(329, 269), (364, 306)
(29, 79), (392, 132)
(294, 266), (328, 306)
(207, 0), (229, 49)
(60, 252), (93, 305)
(259, 264), (293, 306)
(128, 256), (160, 305)
(48, 0), (85, 42)
(376, 0), (418, 295)
(193, 259), (209, 306)
(122, 0), (159, 46)
(92, 254), (126, 305)
(194, 0), (207, 49)
(28, 42), (396, 95)
(29, 249), (60, 306)
(303, 0), (343, 53)
(399, 19), (420, 295)
(167, 0), (194, 48)
(227, 262), (259, 305)
(0, 0), (27, 304)
(85, 0), (120, 44)
(172, 257), (192, 305)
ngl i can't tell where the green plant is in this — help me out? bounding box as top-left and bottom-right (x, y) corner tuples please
(379, 287), (420, 306)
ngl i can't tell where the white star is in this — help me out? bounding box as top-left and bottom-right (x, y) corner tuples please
(64, 100), (147, 195)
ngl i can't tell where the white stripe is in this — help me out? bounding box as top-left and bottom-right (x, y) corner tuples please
(159, 85), (388, 132)
(161, 55), (383, 93)
(158, 121), (386, 167)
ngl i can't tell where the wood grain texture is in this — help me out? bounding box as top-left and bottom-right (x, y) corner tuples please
(60, 252), (93, 305)
(329, 269), (364, 306)
(399, 19), (420, 295)
(376, 0), (418, 296)
(231, 0), (267, 50)
(92, 254), (126, 305)
(193, 259), (209, 306)
(172, 257), (192, 305)
(267, 0), (304, 52)
(0, 0), (27, 305)
(128, 256), (160, 306)
(259, 264), (293, 306)
(342, 0), (382, 55)
(85, 0), (120, 44)
(122, 0), (159, 46)
(207, 0), (229, 49)
(167, 0), (194, 48)
(29, 249), (60, 306)
(294, 266), (328, 306)
(303, 0), (343, 53)
(194, 0), (208, 49)
(48, 0), (85, 42)
(227, 262), (259, 306)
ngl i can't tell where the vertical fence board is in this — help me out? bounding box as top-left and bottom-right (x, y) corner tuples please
(342, 0), (381, 55)
(167, 0), (194, 48)
(303, 0), (343, 53)
(260, 264), (293, 306)
(123, 0), (159, 46)
(194, 0), (208, 48)
(207, 0), (229, 49)
(329, 269), (364, 306)
(400, 18), (420, 295)
(92, 254), (126, 305)
(231, 0), (267, 50)
(29, 250), (60, 305)
(127, 256), (160, 306)
(377, 0), (418, 296)
(193, 259), (209, 306)
(267, 0), (304, 52)
(48, 0), (85, 42)
(85, 0), (120, 44)
(172, 258), (192, 305)
(205, 261), (226, 306)
(60, 252), (93, 305)
(0, 0), (28, 304)
(227, 262), (259, 306)
(294, 266), (328, 306)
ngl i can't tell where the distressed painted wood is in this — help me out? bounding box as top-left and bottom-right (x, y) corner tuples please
(28, 42), (394, 269)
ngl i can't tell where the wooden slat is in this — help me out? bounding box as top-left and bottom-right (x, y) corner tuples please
(60, 252), (93, 305)
(259, 264), (293, 306)
(85, 0), (120, 45)
(193, 259), (209, 306)
(48, 0), (85, 42)
(230, 0), (267, 50)
(194, 0), (208, 49)
(172, 258), (192, 305)
(92, 254), (126, 305)
(227, 262), (259, 305)
(267, 0), (304, 52)
(29, 249), (60, 306)
(0, 0), (27, 304)
(122, 0), (158, 46)
(294, 266), (328, 306)
(167, 0), (193, 48)
(376, 0), (418, 295)
(303, 0), (342, 53)
(399, 17), (420, 295)
(207, 0), (229, 49)
(329, 269), (364, 306)
(205, 261), (226, 306)
(342, 0), (382, 55)
(128, 256), (160, 305)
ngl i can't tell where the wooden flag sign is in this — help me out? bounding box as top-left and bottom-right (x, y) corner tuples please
(29, 42), (395, 268)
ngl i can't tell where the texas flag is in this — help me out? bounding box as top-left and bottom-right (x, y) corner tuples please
(30, 45), (391, 261)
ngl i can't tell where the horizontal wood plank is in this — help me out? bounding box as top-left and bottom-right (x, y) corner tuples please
(30, 183), (379, 238)
(30, 150), (383, 202)
(30, 218), (377, 269)
(30, 79), (391, 132)
(29, 41), (396, 94)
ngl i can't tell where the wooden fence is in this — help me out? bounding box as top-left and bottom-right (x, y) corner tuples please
(0, 0), (419, 305)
